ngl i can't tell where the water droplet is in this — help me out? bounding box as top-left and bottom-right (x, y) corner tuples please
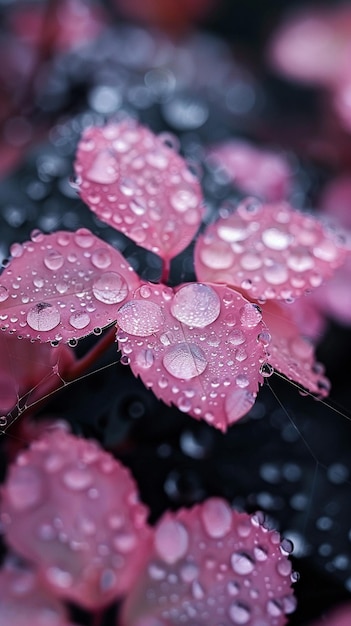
(86, 151), (118, 184)
(56, 281), (68, 294)
(200, 242), (234, 269)
(10, 243), (23, 258)
(225, 389), (256, 424)
(239, 303), (262, 327)
(43, 250), (64, 271)
(136, 349), (154, 369)
(130, 198), (147, 216)
(257, 331), (271, 347)
(46, 566), (73, 588)
(218, 224), (249, 242)
(7, 466), (43, 511)
(228, 329), (246, 345)
(155, 519), (189, 564)
(201, 498), (232, 538)
(91, 249), (112, 269)
(74, 229), (94, 248)
(69, 312), (91, 329)
(263, 263), (288, 285)
(92, 272), (128, 304)
(240, 253), (262, 271)
(260, 363), (274, 378)
(62, 468), (93, 491)
(254, 546), (268, 561)
(27, 303), (61, 331)
(0, 286), (9, 302)
(192, 580), (205, 599)
(117, 300), (164, 336)
(170, 187), (198, 212)
(163, 342), (207, 379)
(287, 250), (314, 272)
(267, 599), (283, 617)
(229, 602), (251, 624)
(277, 559), (292, 576)
(171, 284), (220, 327)
(231, 552), (255, 575)
(236, 374), (249, 388)
(262, 228), (292, 250)
(180, 563), (198, 583)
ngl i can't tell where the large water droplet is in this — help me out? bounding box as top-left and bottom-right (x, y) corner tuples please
(69, 312), (91, 330)
(170, 187), (198, 212)
(262, 228), (292, 250)
(155, 519), (189, 564)
(231, 552), (255, 575)
(91, 249), (112, 269)
(263, 263), (288, 285)
(43, 249), (64, 271)
(229, 602), (251, 624)
(7, 466), (43, 511)
(201, 498), (232, 538)
(117, 300), (165, 336)
(0, 285), (9, 302)
(27, 303), (61, 331)
(74, 229), (94, 248)
(225, 389), (256, 424)
(228, 329), (246, 346)
(287, 250), (314, 272)
(163, 342), (207, 379)
(62, 468), (93, 491)
(200, 242), (234, 269)
(92, 272), (128, 304)
(239, 303), (262, 327)
(171, 284), (220, 327)
(86, 151), (118, 184)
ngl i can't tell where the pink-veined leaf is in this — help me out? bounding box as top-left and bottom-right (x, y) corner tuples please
(116, 282), (269, 431)
(194, 198), (348, 302)
(74, 119), (205, 261)
(0, 426), (152, 610)
(0, 228), (140, 344)
(263, 300), (331, 397)
(121, 498), (297, 626)
(207, 140), (292, 202)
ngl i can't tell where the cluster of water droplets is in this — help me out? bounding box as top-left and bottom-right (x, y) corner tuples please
(116, 281), (270, 429)
(122, 498), (297, 626)
(0, 427), (151, 609)
(0, 228), (139, 342)
(75, 120), (204, 259)
(195, 198), (347, 302)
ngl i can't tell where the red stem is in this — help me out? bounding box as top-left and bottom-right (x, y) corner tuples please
(64, 325), (118, 382)
(161, 258), (171, 284)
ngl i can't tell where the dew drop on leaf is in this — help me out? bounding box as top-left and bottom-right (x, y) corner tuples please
(26, 303), (61, 332)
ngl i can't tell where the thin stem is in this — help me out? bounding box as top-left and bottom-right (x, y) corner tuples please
(161, 258), (171, 284)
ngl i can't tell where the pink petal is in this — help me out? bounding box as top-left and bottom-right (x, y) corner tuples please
(0, 560), (71, 626)
(121, 498), (297, 626)
(207, 140), (292, 202)
(309, 252), (351, 327)
(194, 199), (348, 302)
(116, 282), (268, 431)
(0, 333), (75, 415)
(263, 300), (330, 397)
(74, 120), (205, 261)
(0, 229), (140, 343)
(320, 175), (351, 230)
(0, 427), (152, 610)
(310, 604), (351, 626)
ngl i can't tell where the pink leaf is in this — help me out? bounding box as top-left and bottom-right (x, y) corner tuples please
(116, 282), (269, 431)
(263, 300), (330, 397)
(121, 498), (297, 626)
(194, 198), (348, 302)
(310, 604), (351, 626)
(74, 120), (205, 261)
(0, 333), (75, 416)
(0, 228), (140, 343)
(207, 140), (292, 202)
(0, 560), (71, 626)
(0, 426), (152, 610)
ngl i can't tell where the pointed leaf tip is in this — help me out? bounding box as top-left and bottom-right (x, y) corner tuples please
(74, 119), (205, 260)
(116, 282), (269, 430)
(0, 229), (140, 343)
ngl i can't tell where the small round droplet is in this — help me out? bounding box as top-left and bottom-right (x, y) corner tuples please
(92, 272), (128, 304)
(260, 363), (274, 378)
(163, 342), (207, 380)
(117, 300), (165, 336)
(74, 229), (94, 248)
(171, 284), (220, 327)
(0, 285), (9, 302)
(91, 248), (112, 269)
(69, 312), (91, 329)
(43, 249), (64, 271)
(62, 468), (93, 491)
(27, 303), (61, 331)
(170, 187), (198, 212)
(229, 602), (251, 624)
(155, 519), (189, 564)
(231, 552), (255, 575)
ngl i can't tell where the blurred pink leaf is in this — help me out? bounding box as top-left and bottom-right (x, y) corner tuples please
(121, 498), (297, 626)
(0, 228), (140, 343)
(0, 427), (152, 610)
(310, 603), (351, 626)
(75, 120), (205, 261)
(207, 140), (292, 202)
(116, 282), (268, 431)
(194, 198), (347, 302)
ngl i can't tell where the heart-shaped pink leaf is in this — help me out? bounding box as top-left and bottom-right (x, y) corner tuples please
(116, 282), (269, 431)
(263, 300), (331, 397)
(74, 120), (205, 261)
(207, 140), (292, 201)
(121, 498), (297, 626)
(194, 198), (348, 302)
(0, 228), (140, 343)
(0, 427), (152, 610)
